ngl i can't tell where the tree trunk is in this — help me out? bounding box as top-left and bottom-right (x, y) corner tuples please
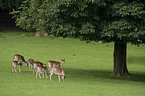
(111, 41), (131, 77)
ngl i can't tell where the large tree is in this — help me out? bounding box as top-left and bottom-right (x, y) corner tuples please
(99, 0), (145, 76)
(12, 0), (145, 77)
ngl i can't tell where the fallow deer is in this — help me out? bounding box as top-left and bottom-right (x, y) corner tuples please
(12, 61), (23, 72)
(47, 59), (65, 68)
(28, 59), (34, 71)
(48, 67), (67, 82)
(33, 61), (43, 74)
(36, 64), (48, 79)
(14, 54), (28, 67)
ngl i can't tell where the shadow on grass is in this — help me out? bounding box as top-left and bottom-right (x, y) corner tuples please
(21, 67), (145, 83)
(128, 56), (145, 65)
(64, 68), (145, 83)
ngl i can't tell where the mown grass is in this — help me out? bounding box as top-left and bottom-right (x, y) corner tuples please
(0, 30), (145, 96)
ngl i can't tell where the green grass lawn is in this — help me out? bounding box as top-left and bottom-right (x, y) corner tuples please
(0, 30), (145, 96)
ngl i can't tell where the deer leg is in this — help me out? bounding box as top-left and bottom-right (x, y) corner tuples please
(36, 71), (38, 78)
(19, 66), (21, 72)
(33, 68), (37, 74)
(12, 67), (14, 72)
(35, 69), (37, 73)
(29, 63), (30, 71)
(50, 73), (53, 80)
(45, 71), (48, 78)
(43, 72), (44, 78)
(31, 65), (33, 71)
(33, 68), (35, 74)
(39, 71), (41, 78)
(58, 75), (60, 82)
(14, 66), (17, 72)
(62, 76), (64, 82)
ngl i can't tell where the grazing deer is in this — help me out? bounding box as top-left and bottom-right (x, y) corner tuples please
(48, 59), (65, 68)
(48, 67), (67, 82)
(14, 54), (28, 67)
(36, 64), (48, 78)
(12, 61), (23, 72)
(33, 61), (43, 74)
(28, 59), (34, 71)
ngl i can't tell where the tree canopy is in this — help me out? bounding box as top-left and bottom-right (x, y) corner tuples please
(102, 0), (145, 44)
(11, 0), (145, 44)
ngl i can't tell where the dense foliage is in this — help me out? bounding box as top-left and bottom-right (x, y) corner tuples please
(11, 0), (44, 30)
(0, 0), (23, 10)
(11, 0), (145, 45)
(102, 0), (145, 44)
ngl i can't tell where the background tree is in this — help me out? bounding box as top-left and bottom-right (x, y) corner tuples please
(0, 0), (23, 10)
(11, 0), (44, 30)
(12, 0), (145, 77)
(0, 0), (24, 29)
